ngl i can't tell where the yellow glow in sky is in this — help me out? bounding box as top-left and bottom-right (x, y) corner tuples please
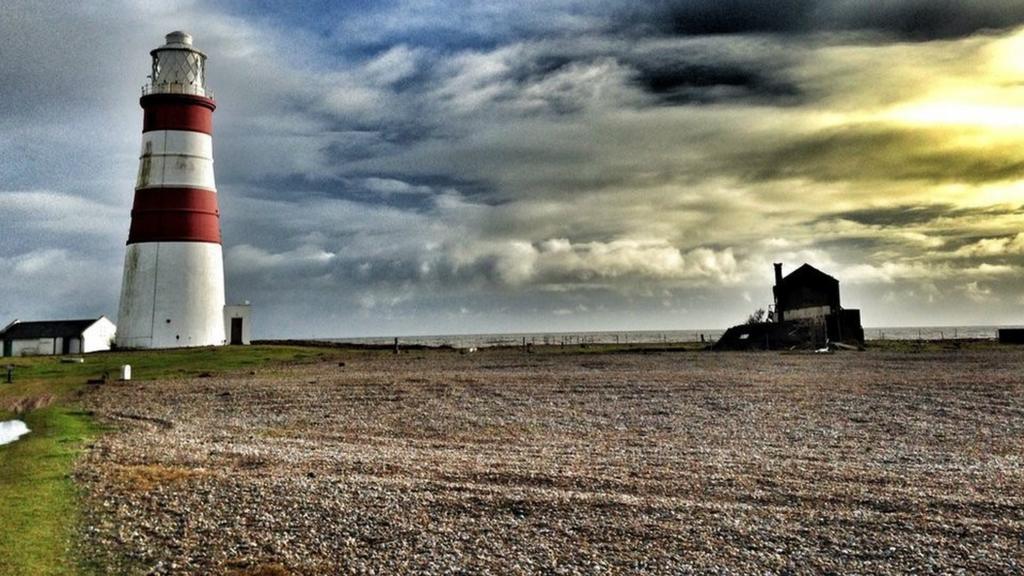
(888, 101), (1024, 130)
(992, 28), (1024, 76)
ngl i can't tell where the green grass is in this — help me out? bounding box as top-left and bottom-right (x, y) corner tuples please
(864, 338), (1003, 353)
(0, 408), (98, 575)
(0, 344), (353, 575)
(0, 345), (349, 409)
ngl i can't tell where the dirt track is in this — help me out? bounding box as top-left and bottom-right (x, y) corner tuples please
(77, 347), (1024, 574)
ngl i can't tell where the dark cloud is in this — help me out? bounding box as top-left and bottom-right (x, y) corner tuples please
(509, 55), (577, 84)
(622, 0), (816, 36)
(739, 125), (1024, 184)
(633, 62), (803, 105)
(831, 0), (1024, 41)
(618, 0), (1024, 40)
(821, 204), (1022, 228)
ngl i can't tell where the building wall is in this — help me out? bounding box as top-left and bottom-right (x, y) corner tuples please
(116, 242), (226, 349)
(10, 338), (57, 356)
(785, 305), (833, 321)
(778, 283), (840, 312)
(223, 304), (252, 345)
(7, 337), (82, 356)
(82, 318), (117, 353)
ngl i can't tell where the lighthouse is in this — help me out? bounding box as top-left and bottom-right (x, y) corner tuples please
(115, 31), (226, 349)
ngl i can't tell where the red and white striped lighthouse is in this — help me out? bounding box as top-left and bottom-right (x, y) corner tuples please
(115, 31), (226, 348)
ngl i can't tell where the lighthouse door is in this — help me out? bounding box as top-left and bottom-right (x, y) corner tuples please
(230, 318), (243, 345)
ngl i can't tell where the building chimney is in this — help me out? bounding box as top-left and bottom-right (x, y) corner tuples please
(773, 263), (784, 323)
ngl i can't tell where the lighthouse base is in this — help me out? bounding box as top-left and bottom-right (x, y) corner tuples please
(115, 242), (226, 349)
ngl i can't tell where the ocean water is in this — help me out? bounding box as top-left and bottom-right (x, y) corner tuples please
(328, 330), (723, 349)
(325, 325), (1007, 349)
(864, 326), (1003, 341)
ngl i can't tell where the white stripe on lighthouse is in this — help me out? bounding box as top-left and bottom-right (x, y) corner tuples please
(136, 130), (217, 191)
(116, 242), (227, 348)
(140, 130), (213, 157)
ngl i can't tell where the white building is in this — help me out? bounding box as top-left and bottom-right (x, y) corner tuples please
(224, 304), (252, 345)
(1, 317), (117, 357)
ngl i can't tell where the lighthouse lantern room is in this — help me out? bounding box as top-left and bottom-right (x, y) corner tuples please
(115, 31), (226, 349)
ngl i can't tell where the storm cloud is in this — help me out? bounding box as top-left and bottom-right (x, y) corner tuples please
(3, 0), (1024, 336)
(620, 0), (1024, 40)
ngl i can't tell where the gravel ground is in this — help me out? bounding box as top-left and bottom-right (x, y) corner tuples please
(76, 347), (1024, 575)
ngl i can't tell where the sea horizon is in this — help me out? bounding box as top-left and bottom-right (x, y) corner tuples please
(313, 324), (1015, 348)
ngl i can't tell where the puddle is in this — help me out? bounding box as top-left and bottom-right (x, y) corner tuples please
(0, 420), (30, 446)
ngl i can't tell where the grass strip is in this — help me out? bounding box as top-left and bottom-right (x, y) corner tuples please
(0, 407), (98, 575)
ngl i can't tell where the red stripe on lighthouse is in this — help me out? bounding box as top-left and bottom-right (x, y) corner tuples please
(141, 93), (216, 134)
(128, 187), (221, 244)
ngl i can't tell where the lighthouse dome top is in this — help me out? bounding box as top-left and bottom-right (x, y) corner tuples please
(164, 31), (193, 47)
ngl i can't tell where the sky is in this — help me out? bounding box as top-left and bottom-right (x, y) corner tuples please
(3, 0), (1024, 338)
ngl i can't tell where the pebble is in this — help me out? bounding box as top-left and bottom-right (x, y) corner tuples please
(75, 348), (1024, 574)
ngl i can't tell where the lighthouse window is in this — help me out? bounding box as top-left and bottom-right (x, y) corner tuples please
(151, 50), (206, 94)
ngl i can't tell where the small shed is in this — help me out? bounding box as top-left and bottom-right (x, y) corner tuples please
(223, 304), (252, 345)
(0, 317), (117, 357)
(998, 329), (1024, 344)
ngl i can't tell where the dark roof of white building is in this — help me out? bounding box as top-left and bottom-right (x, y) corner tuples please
(0, 318), (104, 339)
(780, 263), (838, 287)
